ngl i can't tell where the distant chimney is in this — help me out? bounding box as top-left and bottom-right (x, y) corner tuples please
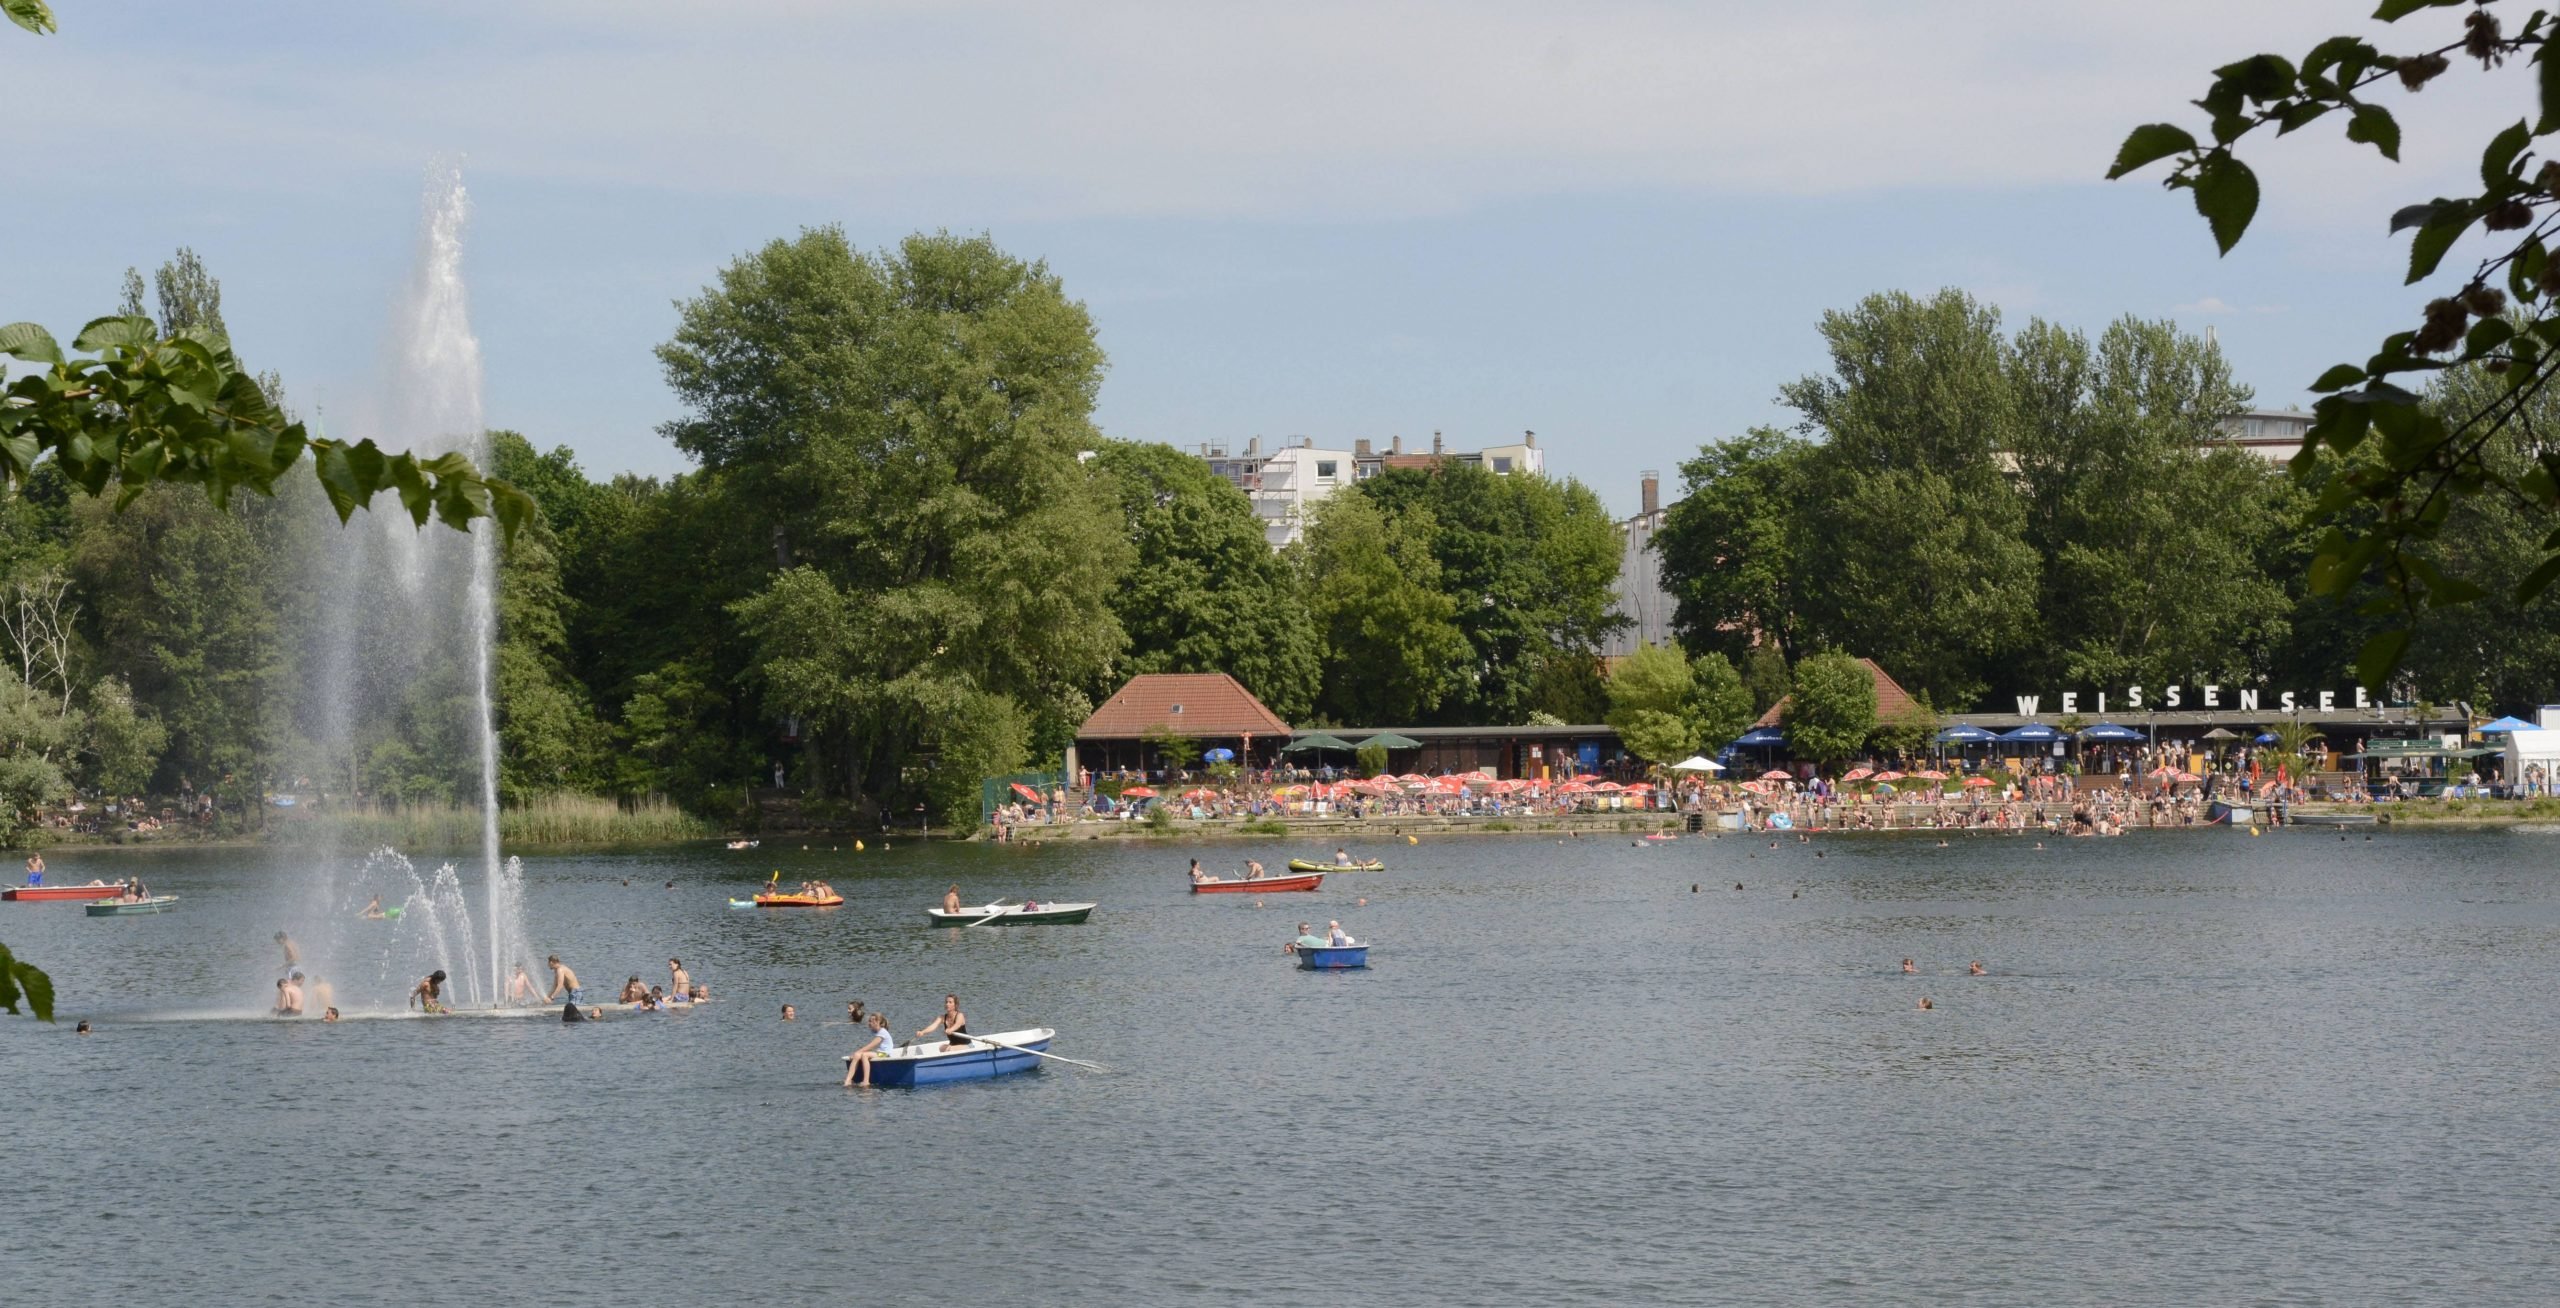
(1432, 429), (1445, 455)
(1391, 434), (1404, 455)
(1640, 470), (1659, 516)
(1247, 436), (1260, 456)
(1355, 438), (1373, 458)
(1524, 429), (1536, 448)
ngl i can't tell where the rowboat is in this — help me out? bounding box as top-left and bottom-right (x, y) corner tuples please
(5, 883), (134, 902)
(1295, 942), (1369, 970)
(753, 892), (843, 908)
(86, 895), (180, 916)
(1192, 872), (1321, 894)
(2205, 802), (2254, 826)
(926, 902), (1096, 926)
(847, 1028), (1054, 1087)
(1286, 858), (1384, 873)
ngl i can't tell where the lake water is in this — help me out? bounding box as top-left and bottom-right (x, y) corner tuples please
(4, 827), (2557, 1305)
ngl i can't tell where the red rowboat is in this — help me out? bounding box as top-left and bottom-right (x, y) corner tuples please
(4, 883), (135, 902)
(1191, 872), (1322, 894)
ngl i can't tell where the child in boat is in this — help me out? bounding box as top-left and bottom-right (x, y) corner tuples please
(842, 1014), (896, 1087)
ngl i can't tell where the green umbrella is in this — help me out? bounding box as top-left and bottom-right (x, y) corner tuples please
(1352, 732), (1422, 750)
(1283, 732), (1356, 753)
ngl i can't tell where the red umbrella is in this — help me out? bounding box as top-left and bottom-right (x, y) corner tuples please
(1841, 767), (1874, 782)
(1873, 770), (1906, 783)
(1962, 776), (1993, 788)
(1557, 781), (1592, 794)
(1009, 782), (1042, 802)
(1120, 786), (1158, 798)
(1179, 788), (1218, 800)
(1760, 769), (1791, 781)
(1915, 769), (1948, 781)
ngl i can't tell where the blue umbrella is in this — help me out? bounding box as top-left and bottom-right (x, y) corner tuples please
(1203, 747), (1235, 762)
(1731, 727), (1786, 748)
(1935, 724), (1996, 744)
(2476, 715), (2535, 734)
(2254, 732), (2280, 745)
(1998, 724), (2062, 742)
(2079, 723), (2145, 742)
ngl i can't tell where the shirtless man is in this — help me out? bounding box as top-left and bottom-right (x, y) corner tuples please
(1968, 960), (1987, 976)
(669, 958), (690, 996)
(276, 931), (301, 971)
(275, 974), (305, 1017)
(1245, 861), (1265, 880)
(410, 970), (450, 1014)
(916, 994), (971, 1050)
(943, 885), (963, 915)
(506, 963), (541, 1006)
(544, 955), (583, 1005)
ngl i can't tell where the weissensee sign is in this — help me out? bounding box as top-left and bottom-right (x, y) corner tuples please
(2010, 686), (2378, 717)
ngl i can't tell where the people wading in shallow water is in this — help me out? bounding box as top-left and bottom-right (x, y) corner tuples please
(545, 955), (582, 1005)
(506, 964), (541, 1006)
(410, 970), (450, 1014)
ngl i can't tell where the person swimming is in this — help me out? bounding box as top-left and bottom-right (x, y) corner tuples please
(361, 895), (387, 920)
(1902, 958), (1917, 974)
(1969, 960), (1986, 976)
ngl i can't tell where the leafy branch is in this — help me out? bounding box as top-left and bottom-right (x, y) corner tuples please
(2109, 0), (2560, 688)
(2, 317), (532, 536)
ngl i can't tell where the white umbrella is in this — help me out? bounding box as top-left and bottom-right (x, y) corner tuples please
(1669, 756), (1723, 772)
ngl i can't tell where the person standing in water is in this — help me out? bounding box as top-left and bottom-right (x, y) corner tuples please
(668, 958), (690, 997)
(274, 975), (304, 1017)
(276, 932), (301, 973)
(410, 970), (450, 1014)
(916, 994), (970, 1049)
(505, 963), (542, 1006)
(545, 955), (582, 1005)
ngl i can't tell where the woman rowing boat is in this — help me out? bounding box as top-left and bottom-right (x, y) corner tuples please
(915, 994), (970, 1050)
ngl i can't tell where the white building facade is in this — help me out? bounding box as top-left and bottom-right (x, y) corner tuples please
(1199, 431), (1547, 548)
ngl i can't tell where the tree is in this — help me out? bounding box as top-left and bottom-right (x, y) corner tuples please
(1741, 643), (1791, 717)
(1783, 651), (1877, 766)
(1869, 693), (1941, 763)
(1605, 643), (1701, 765)
(1090, 441), (1319, 720)
(82, 676), (165, 797)
(488, 433), (607, 799)
(1298, 493), (1468, 724)
(1687, 651), (1756, 757)
(1653, 426), (1813, 662)
(2107, 1), (2560, 686)
(2006, 316), (2292, 693)
(1354, 741), (1389, 777)
(1352, 462), (1624, 723)
(676, 230), (1129, 826)
(1780, 291), (2042, 706)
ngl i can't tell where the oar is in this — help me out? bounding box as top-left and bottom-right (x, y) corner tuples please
(962, 898), (1011, 928)
(963, 1032), (1110, 1072)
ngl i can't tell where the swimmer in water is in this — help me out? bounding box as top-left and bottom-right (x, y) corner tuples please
(1902, 958), (1917, 974)
(361, 895), (388, 920)
(1917, 997), (1934, 1010)
(322, 1008), (339, 1023)
(1969, 960), (1986, 975)
(781, 1004), (798, 1021)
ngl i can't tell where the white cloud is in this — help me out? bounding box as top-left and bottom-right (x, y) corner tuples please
(14, 0), (2535, 229)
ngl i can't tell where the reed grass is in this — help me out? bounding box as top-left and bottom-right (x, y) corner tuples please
(276, 791), (714, 849)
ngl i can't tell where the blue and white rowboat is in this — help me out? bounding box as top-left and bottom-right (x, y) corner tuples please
(1296, 943), (1369, 970)
(850, 1027), (1055, 1087)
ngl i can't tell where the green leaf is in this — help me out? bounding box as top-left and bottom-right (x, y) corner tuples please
(0, 942), (52, 1022)
(2356, 628), (2411, 690)
(2514, 240), (2549, 300)
(2541, 44), (2560, 133)
(2212, 54), (2298, 102)
(0, 322), (63, 366)
(2521, 552), (2560, 601)
(2310, 364), (2367, 392)
(2193, 154), (2261, 254)
(2346, 104), (2401, 161)
(2303, 35), (2378, 80)
(2407, 208), (2476, 284)
(2429, 575), (2488, 606)
(2483, 119), (2532, 189)
(313, 444), (362, 522)
(71, 315), (156, 353)
(2465, 317), (2516, 355)
(2275, 102), (2335, 135)
(2107, 123), (2199, 179)
(2372, 0), (2464, 19)
(2390, 201), (2449, 233)
(490, 479), (536, 543)
(2, 0), (56, 36)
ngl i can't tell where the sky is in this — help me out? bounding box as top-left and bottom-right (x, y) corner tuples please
(4, 1), (2546, 514)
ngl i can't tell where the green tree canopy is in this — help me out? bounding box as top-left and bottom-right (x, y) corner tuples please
(1299, 492), (1467, 724)
(1090, 440), (1319, 721)
(1783, 651), (1877, 766)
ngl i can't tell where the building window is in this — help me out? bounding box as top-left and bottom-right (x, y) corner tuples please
(1170, 704), (1183, 714)
(1491, 457), (1513, 474)
(1316, 461), (1337, 479)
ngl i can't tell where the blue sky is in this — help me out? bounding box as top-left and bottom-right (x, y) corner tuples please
(5, 1), (2541, 513)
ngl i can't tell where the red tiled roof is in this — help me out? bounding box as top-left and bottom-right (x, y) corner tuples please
(1753, 658), (1921, 728)
(1078, 673), (1291, 740)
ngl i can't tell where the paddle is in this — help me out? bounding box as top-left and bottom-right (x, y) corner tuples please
(955, 1032), (1111, 1073)
(962, 898), (1011, 928)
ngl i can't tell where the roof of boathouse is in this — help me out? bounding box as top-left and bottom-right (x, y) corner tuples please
(1752, 658), (1921, 729)
(1078, 673), (1292, 740)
